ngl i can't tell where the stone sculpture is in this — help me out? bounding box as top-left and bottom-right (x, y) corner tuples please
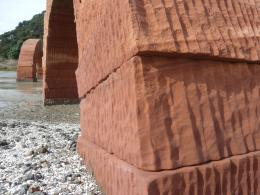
(44, 0), (260, 194)
(17, 39), (43, 82)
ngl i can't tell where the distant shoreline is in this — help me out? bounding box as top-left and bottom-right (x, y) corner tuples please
(0, 66), (16, 71)
(0, 58), (17, 71)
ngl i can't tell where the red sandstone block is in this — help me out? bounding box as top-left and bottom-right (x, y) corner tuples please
(77, 136), (260, 195)
(80, 56), (260, 171)
(74, 0), (260, 96)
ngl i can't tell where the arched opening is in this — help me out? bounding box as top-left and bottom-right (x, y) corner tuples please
(17, 39), (43, 82)
(43, 0), (78, 105)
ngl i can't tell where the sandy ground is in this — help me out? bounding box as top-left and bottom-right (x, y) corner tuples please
(0, 71), (102, 195)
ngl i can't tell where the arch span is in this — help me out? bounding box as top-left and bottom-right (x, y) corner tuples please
(43, 0), (78, 105)
(17, 39), (42, 82)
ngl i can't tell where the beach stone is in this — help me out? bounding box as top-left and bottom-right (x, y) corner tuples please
(49, 188), (60, 195)
(36, 145), (48, 154)
(31, 192), (45, 195)
(34, 172), (44, 181)
(13, 136), (22, 142)
(0, 140), (9, 147)
(28, 185), (40, 193)
(17, 184), (29, 195)
(25, 150), (35, 157)
(23, 172), (34, 181)
(9, 123), (17, 128)
(0, 122), (7, 127)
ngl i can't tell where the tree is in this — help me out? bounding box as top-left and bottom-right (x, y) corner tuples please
(0, 11), (44, 60)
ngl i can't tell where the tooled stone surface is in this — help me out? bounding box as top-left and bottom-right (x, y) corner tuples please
(80, 56), (260, 171)
(78, 136), (260, 195)
(43, 0), (78, 102)
(17, 39), (42, 81)
(74, 0), (260, 97)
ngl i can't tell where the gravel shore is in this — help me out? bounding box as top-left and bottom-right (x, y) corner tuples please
(0, 120), (102, 195)
(0, 72), (103, 195)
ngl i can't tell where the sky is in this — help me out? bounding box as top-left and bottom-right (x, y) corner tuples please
(0, 0), (46, 34)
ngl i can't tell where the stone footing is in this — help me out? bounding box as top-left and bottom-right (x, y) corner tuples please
(44, 98), (79, 106)
(78, 135), (260, 195)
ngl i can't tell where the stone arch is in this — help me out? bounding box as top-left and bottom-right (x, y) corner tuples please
(17, 39), (43, 82)
(43, 0), (78, 105)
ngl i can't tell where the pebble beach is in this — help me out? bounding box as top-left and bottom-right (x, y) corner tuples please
(0, 71), (102, 195)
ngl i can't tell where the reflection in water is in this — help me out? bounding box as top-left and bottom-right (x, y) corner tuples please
(0, 71), (42, 109)
(16, 81), (42, 94)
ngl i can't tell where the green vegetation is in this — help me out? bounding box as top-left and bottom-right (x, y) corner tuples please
(0, 12), (44, 60)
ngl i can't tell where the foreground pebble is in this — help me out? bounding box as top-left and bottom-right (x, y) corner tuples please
(0, 120), (102, 195)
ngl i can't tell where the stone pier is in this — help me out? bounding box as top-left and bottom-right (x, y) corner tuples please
(43, 0), (79, 105)
(44, 0), (260, 194)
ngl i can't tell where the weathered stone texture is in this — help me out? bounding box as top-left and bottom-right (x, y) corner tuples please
(17, 39), (43, 81)
(75, 0), (260, 97)
(80, 56), (260, 171)
(43, 0), (260, 194)
(43, 0), (78, 104)
(78, 136), (260, 195)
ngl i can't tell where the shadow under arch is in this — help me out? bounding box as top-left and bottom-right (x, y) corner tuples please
(43, 0), (79, 105)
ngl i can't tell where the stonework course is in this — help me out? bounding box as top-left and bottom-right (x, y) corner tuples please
(44, 0), (260, 194)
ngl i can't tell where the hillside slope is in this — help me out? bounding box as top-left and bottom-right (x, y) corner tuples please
(0, 12), (44, 60)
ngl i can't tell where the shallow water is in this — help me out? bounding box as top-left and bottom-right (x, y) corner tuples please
(0, 71), (42, 109)
(0, 71), (80, 123)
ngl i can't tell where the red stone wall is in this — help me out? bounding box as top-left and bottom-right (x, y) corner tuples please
(80, 56), (260, 171)
(45, 0), (260, 194)
(78, 56), (260, 194)
(74, 0), (260, 97)
(17, 39), (43, 81)
(78, 138), (260, 195)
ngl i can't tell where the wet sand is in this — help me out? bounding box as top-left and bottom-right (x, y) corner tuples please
(0, 71), (80, 123)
